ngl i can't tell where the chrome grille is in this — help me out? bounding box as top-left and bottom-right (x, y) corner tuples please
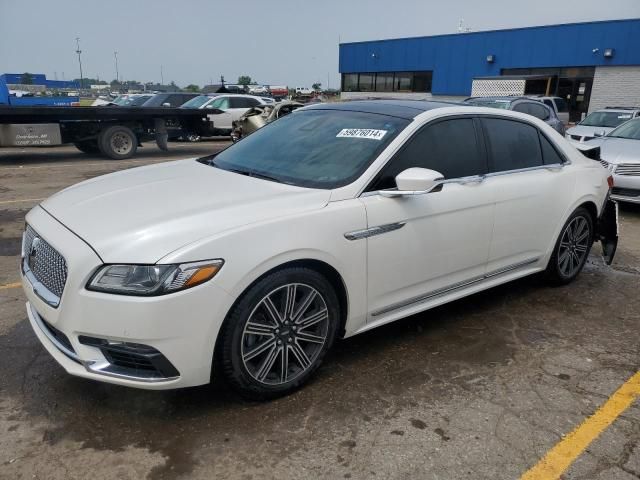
(615, 164), (640, 176)
(23, 225), (68, 299)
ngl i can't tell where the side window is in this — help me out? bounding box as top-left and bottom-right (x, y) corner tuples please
(482, 118), (543, 172)
(512, 102), (529, 115)
(246, 98), (261, 107)
(539, 133), (565, 165)
(368, 118), (485, 191)
(210, 97), (230, 110)
(229, 97), (253, 108)
(543, 99), (554, 109)
(529, 103), (550, 120)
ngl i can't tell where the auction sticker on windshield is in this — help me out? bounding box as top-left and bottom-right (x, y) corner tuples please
(336, 129), (388, 140)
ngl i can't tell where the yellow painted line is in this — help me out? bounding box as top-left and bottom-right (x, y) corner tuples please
(0, 198), (44, 205)
(0, 282), (22, 290)
(521, 370), (640, 480)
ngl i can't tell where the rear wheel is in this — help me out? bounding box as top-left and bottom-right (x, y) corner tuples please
(219, 267), (340, 400)
(98, 125), (138, 159)
(74, 140), (100, 154)
(546, 207), (594, 285)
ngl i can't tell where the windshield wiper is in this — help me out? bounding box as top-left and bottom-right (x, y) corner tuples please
(211, 161), (285, 184)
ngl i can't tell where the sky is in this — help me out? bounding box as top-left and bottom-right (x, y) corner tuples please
(1, 0), (639, 89)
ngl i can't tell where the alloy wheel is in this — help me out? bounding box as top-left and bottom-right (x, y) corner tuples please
(558, 215), (590, 277)
(241, 283), (329, 385)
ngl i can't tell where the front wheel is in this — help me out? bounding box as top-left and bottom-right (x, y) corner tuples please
(219, 267), (340, 400)
(546, 207), (594, 285)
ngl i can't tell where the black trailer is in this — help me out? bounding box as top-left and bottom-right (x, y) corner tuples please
(0, 106), (214, 160)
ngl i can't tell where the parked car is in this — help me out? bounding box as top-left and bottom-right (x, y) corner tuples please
(231, 101), (304, 141)
(141, 92), (200, 108)
(464, 96), (564, 134)
(584, 117), (640, 204)
(20, 101), (618, 400)
(182, 94), (272, 135)
(106, 94), (155, 107)
(294, 87), (313, 96)
(248, 85), (269, 95)
(268, 85), (289, 100)
(565, 107), (640, 145)
(528, 96), (570, 125)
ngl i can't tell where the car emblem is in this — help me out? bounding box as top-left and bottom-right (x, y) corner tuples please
(28, 237), (41, 269)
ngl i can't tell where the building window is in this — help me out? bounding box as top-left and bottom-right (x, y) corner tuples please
(359, 74), (375, 92)
(375, 73), (394, 92)
(341, 71), (433, 93)
(343, 74), (358, 92)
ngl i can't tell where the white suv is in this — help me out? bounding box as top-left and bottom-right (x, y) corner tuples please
(21, 101), (618, 399)
(182, 94), (271, 135)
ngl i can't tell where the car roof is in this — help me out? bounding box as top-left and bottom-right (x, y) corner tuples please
(303, 99), (461, 119)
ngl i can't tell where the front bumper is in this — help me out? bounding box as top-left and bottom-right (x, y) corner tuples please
(610, 174), (640, 204)
(21, 206), (235, 390)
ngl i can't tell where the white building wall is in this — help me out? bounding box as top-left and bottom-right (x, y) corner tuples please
(589, 66), (640, 113)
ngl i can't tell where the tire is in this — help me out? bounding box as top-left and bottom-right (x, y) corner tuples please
(98, 125), (138, 160)
(219, 267), (340, 400)
(545, 207), (594, 285)
(74, 140), (100, 154)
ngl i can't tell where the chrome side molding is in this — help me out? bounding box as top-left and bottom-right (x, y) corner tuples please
(371, 257), (540, 317)
(344, 222), (406, 240)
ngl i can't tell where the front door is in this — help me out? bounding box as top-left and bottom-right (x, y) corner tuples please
(360, 117), (495, 319)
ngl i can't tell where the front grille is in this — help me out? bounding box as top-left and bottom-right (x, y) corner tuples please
(23, 225), (68, 299)
(615, 164), (640, 176)
(611, 187), (640, 198)
(41, 318), (76, 355)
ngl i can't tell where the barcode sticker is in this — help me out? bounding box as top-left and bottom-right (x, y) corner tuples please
(336, 128), (388, 140)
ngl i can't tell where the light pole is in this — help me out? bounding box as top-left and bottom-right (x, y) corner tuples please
(75, 37), (84, 92)
(114, 51), (119, 83)
(160, 65), (164, 86)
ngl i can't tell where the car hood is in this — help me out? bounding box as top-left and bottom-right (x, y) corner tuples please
(584, 137), (640, 165)
(566, 125), (615, 138)
(41, 159), (331, 263)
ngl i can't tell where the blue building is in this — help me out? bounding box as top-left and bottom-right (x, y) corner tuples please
(0, 73), (78, 90)
(339, 18), (640, 121)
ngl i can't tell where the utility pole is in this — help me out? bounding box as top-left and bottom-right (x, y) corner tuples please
(75, 37), (84, 91)
(114, 51), (119, 83)
(160, 65), (164, 85)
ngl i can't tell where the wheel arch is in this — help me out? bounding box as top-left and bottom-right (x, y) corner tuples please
(212, 257), (350, 371)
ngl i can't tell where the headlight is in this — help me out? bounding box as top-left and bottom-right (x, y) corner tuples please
(87, 259), (224, 296)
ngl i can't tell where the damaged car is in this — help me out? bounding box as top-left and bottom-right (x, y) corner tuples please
(231, 101), (304, 142)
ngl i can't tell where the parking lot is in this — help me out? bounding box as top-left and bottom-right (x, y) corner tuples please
(0, 144), (639, 480)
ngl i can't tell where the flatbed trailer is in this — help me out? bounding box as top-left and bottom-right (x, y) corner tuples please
(0, 105), (212, 159)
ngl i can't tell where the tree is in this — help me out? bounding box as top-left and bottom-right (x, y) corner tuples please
(312, 82), (322, 91)
(21, 72), (34, 85)
(237, 75), (252, 86)
(185, 84), (200, 92)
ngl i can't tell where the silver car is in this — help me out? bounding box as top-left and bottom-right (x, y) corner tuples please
(585, 117), (640, 204)
(464, 96), (565, 135)
(565, 107), (640, 145)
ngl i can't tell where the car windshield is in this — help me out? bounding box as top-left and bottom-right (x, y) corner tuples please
(201, 109), (410, 189)
(580, 111), (633, 128)
(181, 95), (214, 108)
(607, 118), (640, 140)
(464, 99), (511, 109)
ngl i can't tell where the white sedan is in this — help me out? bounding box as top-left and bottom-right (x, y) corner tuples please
(21, 101), (618, 399)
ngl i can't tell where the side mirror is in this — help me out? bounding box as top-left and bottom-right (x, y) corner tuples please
(593, 130), (605, 137)
(162, 102), (171, 107)
(379, 168), (445, 197)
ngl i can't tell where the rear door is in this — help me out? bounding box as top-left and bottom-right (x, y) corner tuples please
(206, 96), (233, 130)
(479, 116), (574, 273)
